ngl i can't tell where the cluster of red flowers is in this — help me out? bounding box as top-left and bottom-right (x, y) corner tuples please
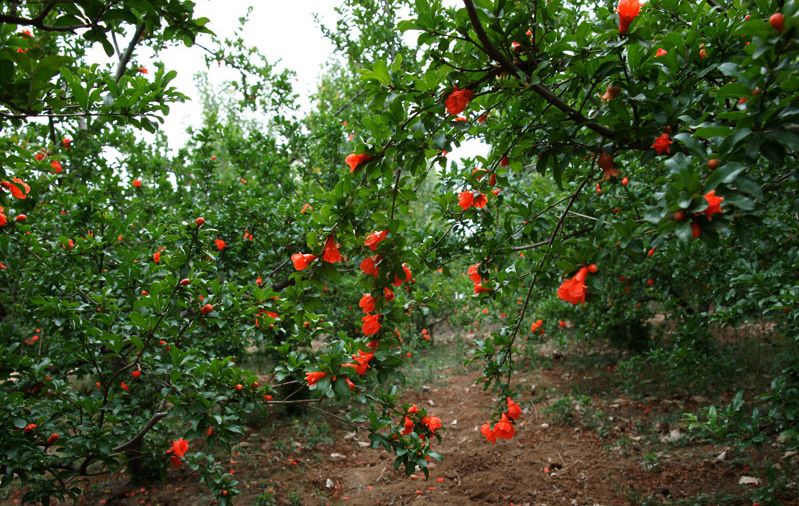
(292, 233), (345, 271)
(530, 319), (544, 335)
(343, 349), (375, 376)
(481, 397), (522, 443)
(1, 178), (30, 200)
(457, 188), (488, 211)
(557, 264), (598, 305)
(401, 404), (443, 437)
(467, 263), (491, 295)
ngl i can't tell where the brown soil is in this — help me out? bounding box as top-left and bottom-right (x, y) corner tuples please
(3, 347), (794, 506)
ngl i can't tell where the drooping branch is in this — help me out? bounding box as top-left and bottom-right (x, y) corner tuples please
(461, 0), (615, 139)
(500, 145), (602, 389)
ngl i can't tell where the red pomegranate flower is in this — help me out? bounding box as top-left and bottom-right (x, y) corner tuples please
(651, 132), (673, 155)
(401, 416), (415, 435)
(598, 152), (620, 180)
(291, 252), (317, 271)
(392, 263), (412, 286)
(467, 264), (481, 284)
(322, 234), (343, 263)
(360, 255), (381, 277)
(344, 349), (375, 376)
(458, 191), (474, 210)
(507, 397), (522, 420)
(445, 86), (474, 115)
(362, 313), (382, 336)
(1, 178), (30, 199)
(493, 413), (515, 440)
(359, 293), (376, 313)
(364, 230), (388, 251)
(480, 422), (497, 443)
(345, 153), (372, 173)
(421, 415), (443, 433)
(215, 238), (227, 251)
(703, 190), (724, 220)
(557, 266), (590, 305)
(167, 438), (189, 466)
(305, 371), (327, 386)
(616, 0), (641, 34)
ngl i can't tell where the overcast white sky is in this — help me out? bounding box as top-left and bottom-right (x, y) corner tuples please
(123, 0), (485, 159)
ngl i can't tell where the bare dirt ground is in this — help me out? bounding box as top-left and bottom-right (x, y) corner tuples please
(3, 339), (796, 506)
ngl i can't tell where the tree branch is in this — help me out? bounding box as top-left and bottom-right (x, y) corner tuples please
(113, 403), (170, 453)
(461, 0), (615, 139)
(114, 22), (146, 83)
(0, 13), (90, 32)
(510, 227), (592, 251)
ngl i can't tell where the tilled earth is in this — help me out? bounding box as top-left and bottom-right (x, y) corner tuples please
(5, 351), (792, 506)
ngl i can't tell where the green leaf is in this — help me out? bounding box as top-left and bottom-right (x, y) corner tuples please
(694, 124), (733, 139)
(706, 162), (746, 189)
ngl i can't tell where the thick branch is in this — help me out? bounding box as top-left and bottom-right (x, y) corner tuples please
(0, 13), (89, 32)
(461, 0), (615, 139)
(113, 403), (169, 453)
(114, 22), (146, 82)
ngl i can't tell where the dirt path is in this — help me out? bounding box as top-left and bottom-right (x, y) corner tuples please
(16, 351), (772, 506)
(308, 370), (629, 506)
(240, 364), (750, 506)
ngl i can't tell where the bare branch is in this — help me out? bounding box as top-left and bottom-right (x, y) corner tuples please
(115, 22), (146, 82)
(113, 403), (170, 453)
